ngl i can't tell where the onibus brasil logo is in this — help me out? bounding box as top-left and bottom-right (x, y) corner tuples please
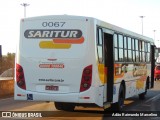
(24, 29), (84, 49)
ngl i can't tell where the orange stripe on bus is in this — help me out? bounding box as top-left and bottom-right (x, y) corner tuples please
(53, 37), (84, 44)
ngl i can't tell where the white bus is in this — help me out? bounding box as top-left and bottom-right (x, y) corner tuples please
(15, 15), (156, 111)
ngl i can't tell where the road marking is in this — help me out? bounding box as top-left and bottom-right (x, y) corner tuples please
(145, 93), (160, 103)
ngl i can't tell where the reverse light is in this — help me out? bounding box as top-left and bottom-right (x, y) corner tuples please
(80, 65), (92, 92)
(16, 64), (26, 90)
(83, 83), (89, 88)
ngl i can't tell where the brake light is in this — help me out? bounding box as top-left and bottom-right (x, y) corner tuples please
(16, 64), (26, 90)
(80, 65), (92, 92)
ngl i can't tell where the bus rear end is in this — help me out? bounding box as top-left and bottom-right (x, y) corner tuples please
(14, 16), (99, 110)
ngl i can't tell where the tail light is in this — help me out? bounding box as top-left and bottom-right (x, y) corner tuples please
(16, 64), (26, 90)
(80, 65), (92, 92)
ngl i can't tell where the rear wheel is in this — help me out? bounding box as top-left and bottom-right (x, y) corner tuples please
(112, 85), (125, 111)
(54, 102), (75, 111)
(139, 81), (148, 100)
(105, 85), (125, 112)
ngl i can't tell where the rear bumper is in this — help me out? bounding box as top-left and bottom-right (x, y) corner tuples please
(14, 86), (103, 107)
(16, 91), (80, 102)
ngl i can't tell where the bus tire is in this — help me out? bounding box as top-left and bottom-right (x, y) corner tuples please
(54, 102), (75, 111)
(139, 81), (148, 100)
(111, 85), (125, 111)
(139, 92), (146, 100)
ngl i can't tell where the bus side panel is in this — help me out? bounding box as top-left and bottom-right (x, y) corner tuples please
(113, 63), (150, 103)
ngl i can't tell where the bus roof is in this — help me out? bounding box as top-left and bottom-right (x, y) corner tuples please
(95, 19), (154, 44)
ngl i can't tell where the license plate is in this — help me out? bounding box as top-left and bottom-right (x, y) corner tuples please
(45, 85), (59, 91)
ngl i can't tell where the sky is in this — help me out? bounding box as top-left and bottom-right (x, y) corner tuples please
(1, 0), (160, 55)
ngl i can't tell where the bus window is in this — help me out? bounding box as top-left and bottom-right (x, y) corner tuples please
(146, 42), (151, 62)
(119, 49), (123, 61)
(148, 43), (151, 52)
(132, 39), (135, 62)
(132, 39), (135, 50)
(97, 46), (103, 62)
(135, 39), (139, 50)
(142, 41), (145, 51)
(139, 40), (142, 51)
(115, 48), (118, 61)
(124, 37), (127, 61)
(146, 53), (150, 62)
(136, 51), (139, 62)
(118, 34), (123, 61)
(142, 52), (145, 62)
(118, 35), (123, 48)
(140, 52), (142, 62)
(133, 51), (136, 62)
(128, 37), (132, 49)
(128, 50), (132, 62)
(114, 48), (118, 61)
(124, 37), (127, 49)
(98, 29), (103, 45)
(114, 34), (118, 47)
(124, 49), (128, 61)
(114, 34), (118, 62)
(97, 28), (103, 63)
(127, 37), (132, 62)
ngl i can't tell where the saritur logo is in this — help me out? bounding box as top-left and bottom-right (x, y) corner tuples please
(24, 29), (84, 49)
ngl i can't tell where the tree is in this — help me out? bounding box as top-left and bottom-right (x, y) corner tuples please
(0, 53), (15, 75)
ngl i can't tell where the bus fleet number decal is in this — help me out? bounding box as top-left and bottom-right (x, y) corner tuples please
(42, 22), (66, 27)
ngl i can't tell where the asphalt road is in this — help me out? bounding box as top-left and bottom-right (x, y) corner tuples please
(1, 81), (160, 120)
